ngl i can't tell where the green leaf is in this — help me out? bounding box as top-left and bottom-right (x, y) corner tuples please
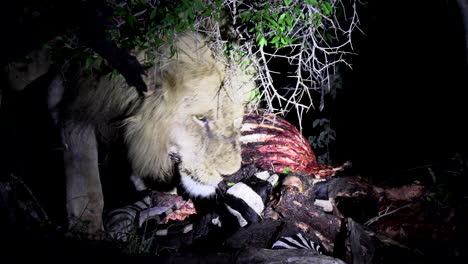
(187, 9), (195, 20)
(285, 14), (292, 27)
(271, 12), (279, 20)
(255, 21), (264, 32)
(264, 16), (279, 29)
(258, 36), (268, 47)
(280, 37), (287, 45)
(213, 12), (220, 22)
(428, 168), (437, 183)
(252, 13), (259, 21)
(202, 9), (211, 17)
(236, 50), (247, 57)
(194, 0), (203, 10)
(84, 56), (93, 68)
(306, 0), (318, 5)
(321, 2), (333, 15)
(249, 89), (261, 100)
(278, 13), (287, 24)
(320, 118), (329, 125)
(312, 119), (320, 128)
(175, 21), (186, 32)
(293, 7), (301, 15)
(127, 15), (137, 28)
(284, 0), (293, 6)
(312, 13), (322, 25)
(284, 37), (295, 44)
(240, 11), (252, 22)
(270, 35), (281, 44)
(283, 167), (291, 174)
(95, 56), (103, 68)
(114, 6), (127, 16)
(255, 32), (262, 42)
(150, 9), (157, 20)
(240, 60), (250, 69)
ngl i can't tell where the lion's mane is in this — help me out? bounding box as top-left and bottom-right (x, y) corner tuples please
(58, 32), (254, 232)
(64, 33), (253, 194)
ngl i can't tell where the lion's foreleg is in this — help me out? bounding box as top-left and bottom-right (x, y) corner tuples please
(47, 74), (65, 126)
(62, 121), (103, 234)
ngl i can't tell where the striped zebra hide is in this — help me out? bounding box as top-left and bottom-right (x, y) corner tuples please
(104, 169), (278, 242)
(272, 232), (324, 254)
(104, 191), (196, 241)
(222, 170), (278, 228)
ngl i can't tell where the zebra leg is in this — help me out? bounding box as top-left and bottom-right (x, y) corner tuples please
(272, 233), (324, 254)
(62, 120), (103, 235)
(105, 198), (151, 241)
(104, 193), (194, 241)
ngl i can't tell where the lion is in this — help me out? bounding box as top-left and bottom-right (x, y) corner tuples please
(55, 33), (255, 234)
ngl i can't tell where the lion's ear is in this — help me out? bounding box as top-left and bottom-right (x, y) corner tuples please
(142, 66), (176, 93)
(159, 66), (177, 90)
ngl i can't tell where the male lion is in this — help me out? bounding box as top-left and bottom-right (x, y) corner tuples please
(57, 33), (254, 234)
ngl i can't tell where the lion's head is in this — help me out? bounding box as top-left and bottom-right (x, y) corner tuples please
(124, 33), (254, 197)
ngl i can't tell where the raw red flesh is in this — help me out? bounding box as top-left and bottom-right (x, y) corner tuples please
(162, 199), (197, 224)
(241, 110), (337, 178)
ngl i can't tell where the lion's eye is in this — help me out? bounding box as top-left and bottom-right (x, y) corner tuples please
(193, 114), (209, 126)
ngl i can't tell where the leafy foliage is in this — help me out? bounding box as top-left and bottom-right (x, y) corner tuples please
(232, 0), (359, 115)
(423, 154), (467, 207)
(309, 118), (336, 164)
(107, 0), (226, 66)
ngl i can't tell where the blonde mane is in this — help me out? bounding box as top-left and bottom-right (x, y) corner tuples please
(123, 33), (237, 181)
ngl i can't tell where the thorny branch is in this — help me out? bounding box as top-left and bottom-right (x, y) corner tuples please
(364, 203), (413, 226)
(226, 0), (360, 128)
(106, 0), (361, 127)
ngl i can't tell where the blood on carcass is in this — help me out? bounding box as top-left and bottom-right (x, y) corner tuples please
(241, 110), (340, 178)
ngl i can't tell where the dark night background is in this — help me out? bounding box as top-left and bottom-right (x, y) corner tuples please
(0, 0), (467, 262)
(335, 0), (467, 181)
